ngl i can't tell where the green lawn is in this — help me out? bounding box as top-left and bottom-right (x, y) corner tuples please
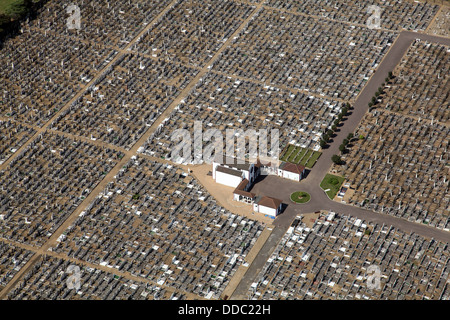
(300, 149), (313, 164)
(287, 147), (300, 163)
(290, 191), (311, 204)
(0, 0), (25, 15)
(320, 174), (345, 199)
(293, 148), (307, 163)
(280, 144), (295, 162)
(306, 151), (322, 168)
(279, 144), (322, 168)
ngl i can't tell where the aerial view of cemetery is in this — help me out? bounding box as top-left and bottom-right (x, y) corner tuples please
(0, 0), (448, 302)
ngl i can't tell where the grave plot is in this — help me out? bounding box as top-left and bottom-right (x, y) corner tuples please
(0, 30), (117, 126)
(132, 0), (254, 67)
(0, 120), (36, 165)
(336, 111), (449, 230)
(264, 0), (439, 31)
(0, 132), (123, 247)
(52, 157), (266, 299)
(6, 256), (185, 300)
(381, 41), (449, 124)
(213, 8), (395, 101)
(141, 71), (343, 160)
(26, 0), (174, 49)
(50, 54), (199, 150)
(248, 211), (449, 300)
(0, 241), (34, 292)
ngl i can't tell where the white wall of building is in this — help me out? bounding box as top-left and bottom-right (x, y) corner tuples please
(215, 171), (242, 188)
(278, 169), (300, 181)
(253, 204), (277, 217)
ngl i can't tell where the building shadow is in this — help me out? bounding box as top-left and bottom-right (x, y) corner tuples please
(252, 174), (268, 184)
(279, 203), (288, 216)
(302, 169), (311, 179)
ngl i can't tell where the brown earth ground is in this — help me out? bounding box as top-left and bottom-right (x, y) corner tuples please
(188, 163), (274, 225)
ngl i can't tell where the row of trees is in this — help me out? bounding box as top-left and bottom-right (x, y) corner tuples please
(331, 132), (355, 165)
(330, 71), (394, 166)
(368, 71), (394, 109)
(319, 102), (351, 149)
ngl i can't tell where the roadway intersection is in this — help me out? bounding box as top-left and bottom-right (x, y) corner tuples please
(230, 30), (450, 299)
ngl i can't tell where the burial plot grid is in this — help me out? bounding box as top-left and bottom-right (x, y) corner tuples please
(6, 256), (187, 300)
(212, 8), (396, 102)
(24, 0), (175, 50)
(50, 54), (199, 150)
(381, 41), (449, 124)
(0, 131), (123, 247)
(131, 0), (255, 68)
(0, 241), (34, 292)
(335, 111), (449, 231)
(248, 211), (449, 300)
(141, 71), (345, 159)
(0, 30), (118, 127)
(262, 0), (439, 32)
(0, 120), (36, 165)
(50, 156), (266, 299)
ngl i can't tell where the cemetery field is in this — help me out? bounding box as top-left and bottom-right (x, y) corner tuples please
(280, 144), (322, 168)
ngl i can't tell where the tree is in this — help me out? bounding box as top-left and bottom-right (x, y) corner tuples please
(343, 138), (349, 146)
(368, 102), (373, 108)
(332, 125), (337, 131)
(320, 140), (327, 148)
(347, 133), (354, 141)
(388, 71), (393, 78)
(339, 144), (346, 152)
(132, 193), (140, 200)
(371, 96), (377, 104)
(342, 107), (348, 115)
(323, 134), (329, 142)
(385, 77), (389, 83)
(334, 119), (340, 126)
(326, 130), (333, 137)
(332, 155), (342, 165)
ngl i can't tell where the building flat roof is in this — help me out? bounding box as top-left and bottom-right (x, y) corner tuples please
(216, 165), (243, 177)
(214, 156), (250, 171)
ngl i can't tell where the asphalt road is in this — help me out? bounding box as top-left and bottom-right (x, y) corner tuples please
(230, 30), (450, 299)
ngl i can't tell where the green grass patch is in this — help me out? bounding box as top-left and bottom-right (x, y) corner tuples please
(298, 149), (313, 166)
(287, 147), (301, 162)
(293, 148), (307, 163)
(320, 174), (345, 199)
(0, 0), (24, 15)
(280, 144), (295, 162)
(290, 191), (311, 204)
(305, 151), (322, 168)
(279, 144), (322, 168)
